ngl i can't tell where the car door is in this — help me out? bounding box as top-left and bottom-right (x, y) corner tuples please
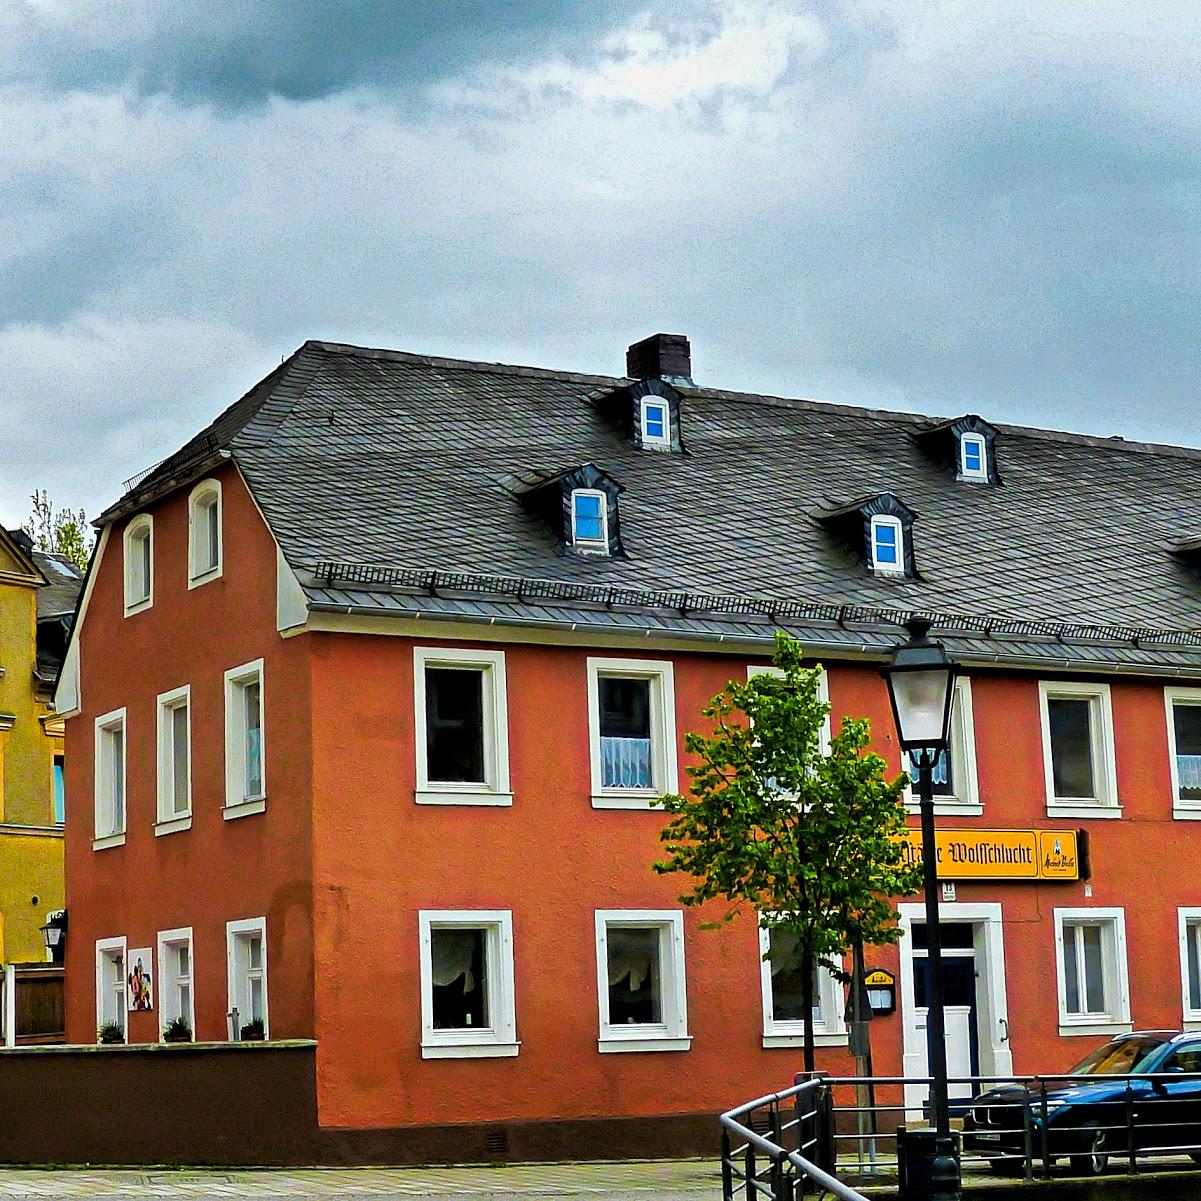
(1142, 1043), (1201, 1154)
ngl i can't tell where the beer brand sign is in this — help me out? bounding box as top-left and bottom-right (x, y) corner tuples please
(900, 828), (1083, 881)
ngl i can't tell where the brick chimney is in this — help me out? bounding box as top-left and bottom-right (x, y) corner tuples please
(625, 333), (692, 385)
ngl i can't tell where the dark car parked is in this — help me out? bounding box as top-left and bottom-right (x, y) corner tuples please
(963, 1031), (1201, 1176)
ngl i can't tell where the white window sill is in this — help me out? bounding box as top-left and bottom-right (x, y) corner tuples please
(154, 815), (192, 837)
(1046, 803), (1122, 820)
(763, 1032), (849, 1049)
(598, 1034), (692, 1054)
(92, 833), (126, 851)
(591, 792), (662, 811)
(187, 568), (222, 590)
(421, 1040), (519, 1059)
(123, 599), (152, 618)
(223, 798), (266, 820)
(1174, 807), (1201, 821)
(1184, 1018), (1201, 1031)
(415, 789), (514, 807)
(905, 801), (984, 817)
(1058, 1019), (1133, 1037)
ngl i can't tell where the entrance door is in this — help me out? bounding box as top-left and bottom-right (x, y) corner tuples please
(912, 923), (979, 1110)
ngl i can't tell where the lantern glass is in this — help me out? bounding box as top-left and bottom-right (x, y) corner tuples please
(890, 668), (953, 749)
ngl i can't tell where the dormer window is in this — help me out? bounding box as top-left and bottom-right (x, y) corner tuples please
(870, 515), (904, 575)
(571, 489), (609, 553)
(814, 492), (917, 580)
(959, 433), (988, 482)
(123, 515), (153, 615)
(640, 397), (670, 449)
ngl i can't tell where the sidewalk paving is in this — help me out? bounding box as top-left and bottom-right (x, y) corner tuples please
(0, 1160), (721, 1200)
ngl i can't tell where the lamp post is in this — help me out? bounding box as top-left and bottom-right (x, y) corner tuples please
(882, 619), (960, 1201)
(40, 909), (68, 965)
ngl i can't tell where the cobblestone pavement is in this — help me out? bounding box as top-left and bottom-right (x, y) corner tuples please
(0, 1160), (720, 1199)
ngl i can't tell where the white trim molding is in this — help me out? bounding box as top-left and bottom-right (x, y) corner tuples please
(1053, 907), (1132, 1036)
(1179, 908), (1201, 1029)
(905, 677), (982, 816)
(413, 647), (512, 806)
(227, 916), (269, 1039)
(187, 478), (223, 587)
(1038, 680), (1120, 818)
(1166, 687), (1201, 820)
(758, 922), (847, 1049)
(155, 684), (192, 830)
(595, 909), (690, 1053)
(747, 664), (832, 756)
(156, 927), (195, 1041)
(587, 657), (678, 809)
(224, 659), (266, 816)
(122, 514), (154, 617)
(418, 910), (518, 1059)
(93, 706), (127, 847)
(95, 936), (127, 1040)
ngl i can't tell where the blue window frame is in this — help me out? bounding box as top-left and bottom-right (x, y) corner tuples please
(640, 398), (670, 446)
(53, 755), (65, 825)
(960, 433), (987, 479)
(870, 516), (903, 573)
(571, 490), (608, 549)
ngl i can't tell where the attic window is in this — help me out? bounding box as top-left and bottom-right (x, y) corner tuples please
(571, 490), (609, 554)
(640, 397), (670, 449)
(870, 515), (904, 576)
(959, 433), (988, 482)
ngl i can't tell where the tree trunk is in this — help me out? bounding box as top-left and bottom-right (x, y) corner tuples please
(801, 946), (816, 1073)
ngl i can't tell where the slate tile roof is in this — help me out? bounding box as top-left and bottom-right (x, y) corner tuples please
(101, 340), (1201, 668)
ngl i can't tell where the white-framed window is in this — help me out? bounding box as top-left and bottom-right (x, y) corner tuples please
(1166, 687), (1201, 819)
(227, 917), (269, 1039)
(869, 514), (904, 576)
(413, 647), (511, 806)
(640, 396), (671, 448)
(958, 433), (988, 481)
(1179, 909), (1201, 1028)
(1053, 908), (1131, 1035)
(758, 923), (846, 1048)
(587, 657), (678, 809)
(570, 488), (609, 553)
(95, 936), (127, 1039)
(155, 685), (191, 832)
(1038, 681), (1119, 817)
(418, 910), (517, 1059)
(157, 927), (195, 1040)
(595, 910), (690, 1053)
(123, 515), (153, 615)
(224, 659), (265, 818)
(747, 663), (832, 756)
(905, 677), (981, 815)
(187, 479), (222, 585)
(93, 707), (126, 848)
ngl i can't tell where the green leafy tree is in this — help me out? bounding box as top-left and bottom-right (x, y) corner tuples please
(655, 632), (921, 1070)
(22, 490), (92, 573)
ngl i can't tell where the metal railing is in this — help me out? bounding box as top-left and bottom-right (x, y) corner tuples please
(722, 1071), (1201, 1200)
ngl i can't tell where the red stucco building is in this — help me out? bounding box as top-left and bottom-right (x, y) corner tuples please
(56, 334), (1201, 1156)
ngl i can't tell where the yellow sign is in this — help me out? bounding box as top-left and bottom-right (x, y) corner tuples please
(900, 828), (1082, 881)
(865, 969), (895, 987)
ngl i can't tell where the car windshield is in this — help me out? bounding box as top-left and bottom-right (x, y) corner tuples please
(1069, 1036), (1170, 1076)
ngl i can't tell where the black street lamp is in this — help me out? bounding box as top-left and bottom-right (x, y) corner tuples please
(40, 909), (68, 965)
(882, 619), (960, 1201)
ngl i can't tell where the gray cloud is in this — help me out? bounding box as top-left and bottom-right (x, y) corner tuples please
(2, 1), (1201, 529)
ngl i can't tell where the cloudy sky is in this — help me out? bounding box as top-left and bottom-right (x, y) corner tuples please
(3, 0), (1200, 528)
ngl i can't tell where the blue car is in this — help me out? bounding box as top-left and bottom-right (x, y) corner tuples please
(963, 1031), (1201, 1176)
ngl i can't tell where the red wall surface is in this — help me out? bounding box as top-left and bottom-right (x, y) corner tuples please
(64, 469), (1201, 1131)
(308, 633), (1201, 1131)
(63, 465), (315, 1044)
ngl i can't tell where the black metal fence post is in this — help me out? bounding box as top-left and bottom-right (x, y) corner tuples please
(721, 1126), (733, 1201)
(1125, 1080), (1138, 1175)
(1039, 1081), (1052, 1179)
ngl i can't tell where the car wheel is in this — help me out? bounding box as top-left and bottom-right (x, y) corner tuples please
(988, 1158), (1024, 1176)
(1069, 1122), (1109, 1177)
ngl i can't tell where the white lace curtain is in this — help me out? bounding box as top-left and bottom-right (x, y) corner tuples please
(607, 928), (658, 991)
(431, 929), (479, 992)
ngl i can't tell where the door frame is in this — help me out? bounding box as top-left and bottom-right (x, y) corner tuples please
(899, 901), (1012, 1118)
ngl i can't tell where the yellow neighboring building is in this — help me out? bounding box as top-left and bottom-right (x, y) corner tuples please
(0, 527), (80, 969)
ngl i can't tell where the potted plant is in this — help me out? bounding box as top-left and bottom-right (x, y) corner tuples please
(239, 1018), (265, 1042)
(162, 1016), (193, 1044)
(97, 1022), (124, 1045)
